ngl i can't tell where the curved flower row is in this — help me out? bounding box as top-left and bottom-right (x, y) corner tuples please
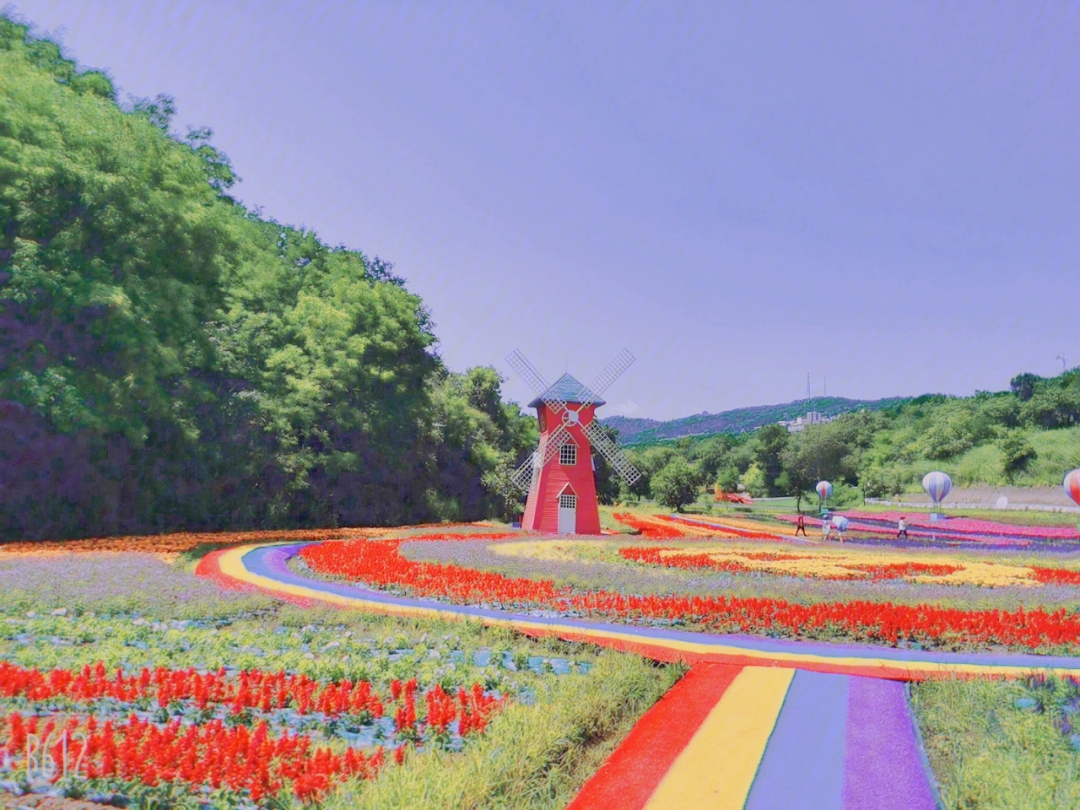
(616, 546), (962, 583)
(613, 513), (784, 541)
(295, 535), (1080, 650)
(0, 523), (488, 557)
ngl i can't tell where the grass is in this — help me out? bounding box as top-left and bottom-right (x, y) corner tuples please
(912, 675), (1080, 809)
(324, 653), (683, 810)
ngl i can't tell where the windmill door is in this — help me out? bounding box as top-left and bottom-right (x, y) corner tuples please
(558, 493), (577, 534)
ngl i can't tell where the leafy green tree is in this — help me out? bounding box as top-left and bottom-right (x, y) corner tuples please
(715, 464), (741, 495)
(739, 462), (768, 498)
(751, 423), (790, 495)
(859, 466), (908, 501)
(651, 458), (700, 512)
(1019, 377), (1080, 429)
(1010, 372), (1042, 402)
(997, 431), (1037, 480)
(0, 17), (539, 539)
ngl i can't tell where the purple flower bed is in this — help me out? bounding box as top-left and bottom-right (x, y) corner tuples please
(0, 552), (271, 619)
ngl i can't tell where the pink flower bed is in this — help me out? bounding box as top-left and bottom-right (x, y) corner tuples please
(775, 515), (1033, 546)
(841, 511), (1080, 540)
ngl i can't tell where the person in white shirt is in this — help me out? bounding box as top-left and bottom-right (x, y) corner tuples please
(896, 517), (908, 539)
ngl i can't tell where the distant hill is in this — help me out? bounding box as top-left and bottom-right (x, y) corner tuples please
(602, 396), (912, 445)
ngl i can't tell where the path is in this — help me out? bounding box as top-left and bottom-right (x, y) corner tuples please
(203, 541), (1080, 809)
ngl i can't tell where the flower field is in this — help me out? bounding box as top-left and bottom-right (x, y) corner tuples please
(614, 544), (1080, 588)
(297, 530), (1080, 652)
(0, 545), (659, 809)
(775, 512), (1080, 548)
(7, 513), (1080, 807)
(0, 659), (503, 804)
(611, 512), (785, 540)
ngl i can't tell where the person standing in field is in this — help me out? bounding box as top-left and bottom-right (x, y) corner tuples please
(795, 514), (807, 536)
(822, 518), (831, 542)
(896, 516), (908, 539)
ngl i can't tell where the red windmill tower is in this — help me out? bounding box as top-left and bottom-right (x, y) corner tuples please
(505, 349), (643, 535)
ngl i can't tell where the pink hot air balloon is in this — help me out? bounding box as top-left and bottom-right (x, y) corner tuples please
(1065, 469), (1080, 507)
(815, 481), (833, 501)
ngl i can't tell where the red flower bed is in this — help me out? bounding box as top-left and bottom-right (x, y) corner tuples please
(1031, 567), (1080, 586)
(296, 534), (1080, 650)
(661, 515), (783, 540)
(611, 514), (686, 539)
(298, 535), (555, 605)
(0, 660), (506, 804)
(849, 562), (964, 581)
(1, 711), (378, 804)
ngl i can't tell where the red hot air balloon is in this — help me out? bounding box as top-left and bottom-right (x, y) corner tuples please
(1065, 469), (1080, 508)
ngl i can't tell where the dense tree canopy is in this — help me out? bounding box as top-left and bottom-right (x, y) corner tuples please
(0, 17), (538, 540)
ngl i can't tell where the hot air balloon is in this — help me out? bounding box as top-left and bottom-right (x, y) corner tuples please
(1065, 469), (1080, 507)
(922, 471), (952, 519)
(815, 480), (833, 501)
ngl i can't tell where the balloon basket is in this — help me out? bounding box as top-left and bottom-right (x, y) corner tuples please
(929, 511), (945, 522)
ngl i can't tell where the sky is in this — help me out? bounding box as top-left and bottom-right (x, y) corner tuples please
(9, 1), (1080, 420)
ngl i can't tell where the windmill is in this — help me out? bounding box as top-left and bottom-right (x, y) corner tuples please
(505, 348), (642, 534)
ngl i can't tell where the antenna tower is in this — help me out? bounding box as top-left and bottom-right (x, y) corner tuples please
(806, 372), (811, 399)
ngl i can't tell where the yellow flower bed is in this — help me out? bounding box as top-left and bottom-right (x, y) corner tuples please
(492, 540), (611, 564)
(657, 545), (1038, 587)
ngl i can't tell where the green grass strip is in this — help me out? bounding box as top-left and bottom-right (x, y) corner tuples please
(320, 652), (683, 810)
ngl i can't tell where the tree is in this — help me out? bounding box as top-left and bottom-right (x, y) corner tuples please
(778, 425), (855, 514)
(651, 458), (700, 512)
(715, 464), (741, 495)
(997, 432), (1037, 480)
(1010, 372), (1042, 402)
(751, 423), (790, 495)
(859, 466), (907, 501)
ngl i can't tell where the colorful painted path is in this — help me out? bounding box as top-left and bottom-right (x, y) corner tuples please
(566, 665), (936, 810)
(199, 540), (1080, 809)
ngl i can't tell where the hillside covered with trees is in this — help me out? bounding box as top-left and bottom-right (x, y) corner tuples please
(602, 395), (911, 445)
(624, 371), (1080, 511)
(0, 17), (537, 540)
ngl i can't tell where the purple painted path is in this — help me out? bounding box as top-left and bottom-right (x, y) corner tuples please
(843, 677), (937, 809)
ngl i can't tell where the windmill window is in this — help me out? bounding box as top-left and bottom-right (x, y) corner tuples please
(559, 493), (577, 510)
(559, 444), (577, 466)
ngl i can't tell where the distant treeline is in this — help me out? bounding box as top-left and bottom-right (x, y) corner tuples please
(603, 395), (912, 445)
(0, 17), (537, 540)
(623, 371), (1080, 511)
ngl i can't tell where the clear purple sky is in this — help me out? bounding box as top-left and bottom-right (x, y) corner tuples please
(10, 1), (1080, 420)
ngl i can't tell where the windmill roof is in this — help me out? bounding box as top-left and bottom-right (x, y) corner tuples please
(528, 373), (606, 408)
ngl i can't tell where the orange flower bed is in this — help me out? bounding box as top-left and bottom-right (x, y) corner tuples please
(0, 523), (487, 556)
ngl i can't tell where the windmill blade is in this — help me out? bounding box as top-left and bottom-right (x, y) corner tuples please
(509, 452), (538, 492)
(506, 349), (567, 416)
(582, 420), (642, 486)
(507, 422), (573, 493)
(576, 349), (635, 412)
(536, 423), (571, 468)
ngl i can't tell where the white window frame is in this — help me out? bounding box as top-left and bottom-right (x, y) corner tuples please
(559, 443), (577, 466)
(559, 493), (577, 510)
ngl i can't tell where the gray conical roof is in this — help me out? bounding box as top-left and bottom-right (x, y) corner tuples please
(528, 373), (606, 408)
